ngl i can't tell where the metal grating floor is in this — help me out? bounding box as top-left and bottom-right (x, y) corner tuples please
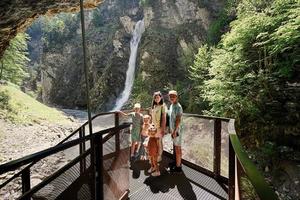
(128, 156), (227, 200)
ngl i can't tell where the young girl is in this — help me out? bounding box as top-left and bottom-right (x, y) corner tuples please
(118, 103), (143, 160)
(147, 124), (160, 176)
(151, 91), (167, 162)
(140, 115), (151, 160)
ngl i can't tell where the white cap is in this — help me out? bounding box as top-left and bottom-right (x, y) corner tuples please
(143, 114), (150, 119)
(134, 103), (141, 108)
(168, 90), (178, 96)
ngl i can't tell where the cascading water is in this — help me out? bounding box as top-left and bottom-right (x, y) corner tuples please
(112, 19), (145, 110)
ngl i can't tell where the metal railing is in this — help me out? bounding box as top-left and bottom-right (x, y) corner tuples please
(0, 112), (278, 200)
(0, 112), (130, 200)
(227, 119), (279, 200)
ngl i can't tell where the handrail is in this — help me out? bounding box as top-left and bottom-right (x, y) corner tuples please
(0, 123), (130, 175)
(0, 112), (114, 189)
(59, 111), (115, 144)
(0, 111), (118, 189)
(20, 149), (92, 199)
(0, 111), (279, 200)
(183, 113), (231, 121)
(229, 134), (278, 200)
(228, 118), (278, 200)
(59, 110), (230, 146)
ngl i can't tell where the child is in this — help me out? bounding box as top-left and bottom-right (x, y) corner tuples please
(140, 115), (151, 160)
(147, 124), (160, 176)
(118, 103), (143, 160)
(168, 90), (183, 173)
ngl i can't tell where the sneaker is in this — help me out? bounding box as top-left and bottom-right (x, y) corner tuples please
(151, 171), (161, 177)
(175, 166), (183, 173)
(170, 166), (182, 173)
(148, 167), (154, 173)
(168, 161), (176, 169)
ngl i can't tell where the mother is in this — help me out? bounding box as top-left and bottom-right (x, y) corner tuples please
(151, 91), (167, 162)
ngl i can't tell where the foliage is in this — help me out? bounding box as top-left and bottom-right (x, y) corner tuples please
(31, 13), (80, 50)
(139, 0), (151, 7)
(0, 82), (71, 124)
(0, 89), (17, 121)
(131, 74), (153, 108)
(207, 0), (239, 44)
(92, 8), (105, 27)
(190, 0), (300, 139)
(0, 33), (30, 85)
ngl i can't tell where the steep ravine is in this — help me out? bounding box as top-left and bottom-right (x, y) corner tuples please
(26, 0), (225, 111)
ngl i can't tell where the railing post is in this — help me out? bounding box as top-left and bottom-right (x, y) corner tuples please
(213, 119), (221, 179)
(21, 167), (30, 200)
(228, 138), (235, 200)
(236, 158), (242, 200)
(94, 134), (103, 200)
(115, 112), (120, 152)
(79, 127), (86, 174)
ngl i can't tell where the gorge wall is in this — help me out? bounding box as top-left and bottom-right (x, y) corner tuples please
(26, 0), (226, 111)
(1, 0), (299, 144)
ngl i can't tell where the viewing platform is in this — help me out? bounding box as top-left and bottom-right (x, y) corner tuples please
(0, 112), (278, 200)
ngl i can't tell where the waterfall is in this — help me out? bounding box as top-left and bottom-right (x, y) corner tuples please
(112, 19), (145, 111)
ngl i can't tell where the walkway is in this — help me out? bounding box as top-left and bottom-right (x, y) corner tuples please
(128, 155), (227, 200)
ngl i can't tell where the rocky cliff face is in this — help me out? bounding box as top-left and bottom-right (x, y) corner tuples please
(0, 0), (103, 58)
(27, 0), (225, 110)
(132, 0), (225, 108)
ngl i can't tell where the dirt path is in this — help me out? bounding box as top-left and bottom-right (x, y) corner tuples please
(0, 109), (87, 199)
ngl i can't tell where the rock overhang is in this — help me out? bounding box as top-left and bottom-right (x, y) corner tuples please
(0, 0), (103, 58)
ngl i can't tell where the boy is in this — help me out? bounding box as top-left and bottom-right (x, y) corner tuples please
(168, 90), (183, 172)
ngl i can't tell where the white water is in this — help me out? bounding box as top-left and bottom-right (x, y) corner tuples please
(112, 19), (145, 111)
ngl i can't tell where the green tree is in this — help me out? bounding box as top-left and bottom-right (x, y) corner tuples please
(0, 33), (30, 85)
(188, 45), (212, 113)
(190, 0), (299, 138)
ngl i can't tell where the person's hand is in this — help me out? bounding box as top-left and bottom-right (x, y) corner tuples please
(160, 129), (165, 137)
(155, 131), (162, 138)
(171, 130), (176, 139)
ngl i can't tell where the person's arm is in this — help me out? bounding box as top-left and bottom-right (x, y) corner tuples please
(160, 104), (167, 135)
(172, 114), (181, 137)
(161, 112), (166, 135)
(118, 110), (129, 116)
(172, 106), (183, 137)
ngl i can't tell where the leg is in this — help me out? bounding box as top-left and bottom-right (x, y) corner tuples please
(151, 155), (160, 176)
(131, 142), (135, 157)
(175, 145), (182, 167)
(148, 156), (154, 173)
(136, 142), (141, 154)
(152, 156), (157, 171)
(139, 136), (146, 159)
(158, 137), (163, 162)
(170, 133), (183, 173)
(144, 144), (148, 160)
